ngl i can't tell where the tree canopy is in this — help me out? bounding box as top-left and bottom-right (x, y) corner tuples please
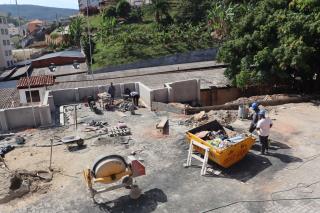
(217, 0), (320, 88)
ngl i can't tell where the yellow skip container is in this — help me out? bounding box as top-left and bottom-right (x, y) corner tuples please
(186, 120), (256, 168)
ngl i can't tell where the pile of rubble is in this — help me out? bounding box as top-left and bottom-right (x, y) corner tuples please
(225, 94), (292, 105)
(181, 110), (238, 127)
(117, 101), (135, 112)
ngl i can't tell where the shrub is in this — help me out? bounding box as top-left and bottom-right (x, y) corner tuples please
(102, 6), (117, 20)
(116, 0), (131, 19)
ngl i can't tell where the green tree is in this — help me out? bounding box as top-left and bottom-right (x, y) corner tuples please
(102, 6), (117, 20)
(69, 17), (84, 47)
(149, 0), (171, 24)
(175, 0), (211, 24)
(116, 0), (131, 19)
(218, 0), (320, 89)
(81, 33), (96, 67)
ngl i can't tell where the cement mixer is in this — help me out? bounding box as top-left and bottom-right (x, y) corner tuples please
(83, 155), (145, 201)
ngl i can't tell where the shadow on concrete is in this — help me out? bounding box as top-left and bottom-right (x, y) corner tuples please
(67, 144), (87, 152)
(205, 153), (272, 182)
(267, 152), (302, 164)
(251, 140), (291, 152)
(96, 188), (167, 213)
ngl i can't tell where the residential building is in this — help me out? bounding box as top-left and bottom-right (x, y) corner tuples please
(127, 0), (151, 6)
(27, 19), (44, 34)
(78, 0), (100, 11)
(0, 14), (14, 70)
(17, 75), (55, 104)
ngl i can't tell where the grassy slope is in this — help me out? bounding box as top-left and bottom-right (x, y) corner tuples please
(90, 14), (216, 70)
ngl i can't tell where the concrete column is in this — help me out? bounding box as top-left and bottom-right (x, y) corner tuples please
(120, 84), (125, 95)
(75, 88), (80, 102)
(39, 106), (52, 127)
(135, 82), (140, 93)
(48, 96), (55, 112)
(0, 110), (8, 131)
(197, 79), (201, 104)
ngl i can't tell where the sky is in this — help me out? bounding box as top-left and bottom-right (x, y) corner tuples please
(0, 0), (78, 9)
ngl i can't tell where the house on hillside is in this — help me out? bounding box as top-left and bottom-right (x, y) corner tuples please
(27, 20), (44, 34)
(17, 75), (55, 104)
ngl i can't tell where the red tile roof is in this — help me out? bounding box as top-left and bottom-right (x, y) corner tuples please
(17, 75), (55, 89)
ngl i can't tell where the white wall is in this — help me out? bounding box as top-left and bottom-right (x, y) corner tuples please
(19, 87), (46, 104)
(0, 104), (52, 131)
(166, 79), (200, 103)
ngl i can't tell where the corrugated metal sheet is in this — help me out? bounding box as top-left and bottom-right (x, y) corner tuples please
(32, 50), (85, 62)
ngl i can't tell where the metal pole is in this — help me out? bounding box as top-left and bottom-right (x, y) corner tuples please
(86, 0), (96, 100)
(74, 105), (77, 131)
(16, 0), (37, 128)
(49, 138), (53, 171)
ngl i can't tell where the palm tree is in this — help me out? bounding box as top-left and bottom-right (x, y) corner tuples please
(150, 0), (171, 23)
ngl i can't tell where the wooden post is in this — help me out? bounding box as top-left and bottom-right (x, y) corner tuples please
(49, 138), (53, 171)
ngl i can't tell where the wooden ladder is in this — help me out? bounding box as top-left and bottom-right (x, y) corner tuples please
(186, 140), (210, 176)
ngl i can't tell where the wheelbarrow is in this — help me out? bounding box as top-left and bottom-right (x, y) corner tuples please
(61, 136), (84, 148)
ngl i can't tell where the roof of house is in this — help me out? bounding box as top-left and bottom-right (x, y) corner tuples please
(33, 50), (85, 61)
(29, 19), (43, 24)
(0, 68), (16, 81)
(17, 75), (55, 89)
(0, 88), (20, 109)
(10, 66), (31, 79)
(31, 63), (87, 77)
(51, 67), (229, 90)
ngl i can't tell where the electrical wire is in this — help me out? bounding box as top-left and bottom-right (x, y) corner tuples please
(15, 0), (37, 128)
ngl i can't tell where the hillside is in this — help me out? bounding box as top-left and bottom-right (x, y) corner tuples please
(0, 4), (78, 21)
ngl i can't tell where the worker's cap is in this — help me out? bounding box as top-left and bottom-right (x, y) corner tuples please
(258, 110), (266, 116)
(251, 102), (259, 110)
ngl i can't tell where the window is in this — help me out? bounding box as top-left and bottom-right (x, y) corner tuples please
(6, 40), (10, 45)
(5, 29), (8, 35)
(3, 40), (6, 45)
(0, 18), (2, 24)
(25, 90), (41, 103)
(9, 50), (12, 55)
(1, 29), (4, 34)
(7, 61), (10, 67)
(5, 50), (8, 56)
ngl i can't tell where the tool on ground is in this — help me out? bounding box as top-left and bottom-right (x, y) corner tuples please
(61, 136), (84, 149)
(83, 155), (146, 201)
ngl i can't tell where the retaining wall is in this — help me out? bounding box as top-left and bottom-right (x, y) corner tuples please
(95, 48), (217, 73)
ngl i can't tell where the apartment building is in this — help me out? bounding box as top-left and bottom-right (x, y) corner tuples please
(0, 14), (14, 70)
(78, 0), (100, 11)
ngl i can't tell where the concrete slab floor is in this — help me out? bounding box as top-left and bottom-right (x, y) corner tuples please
(1, 102), (320, 213)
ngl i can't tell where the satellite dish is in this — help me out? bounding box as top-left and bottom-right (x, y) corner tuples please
(49, 63), (56, 72)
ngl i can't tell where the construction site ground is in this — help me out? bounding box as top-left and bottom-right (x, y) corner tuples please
(1, 102), (320, 213)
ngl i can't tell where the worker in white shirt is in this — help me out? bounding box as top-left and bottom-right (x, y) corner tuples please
(256, 110), (273, 155)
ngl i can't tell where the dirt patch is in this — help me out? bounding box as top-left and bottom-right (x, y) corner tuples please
(0, 168), (52, 204)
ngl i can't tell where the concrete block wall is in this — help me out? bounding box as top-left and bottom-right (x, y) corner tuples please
(153, 88), (169, 103)
(138, 83), (153, 108)
(166, 79), (200, 104)
(51, 88), (78, 106)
